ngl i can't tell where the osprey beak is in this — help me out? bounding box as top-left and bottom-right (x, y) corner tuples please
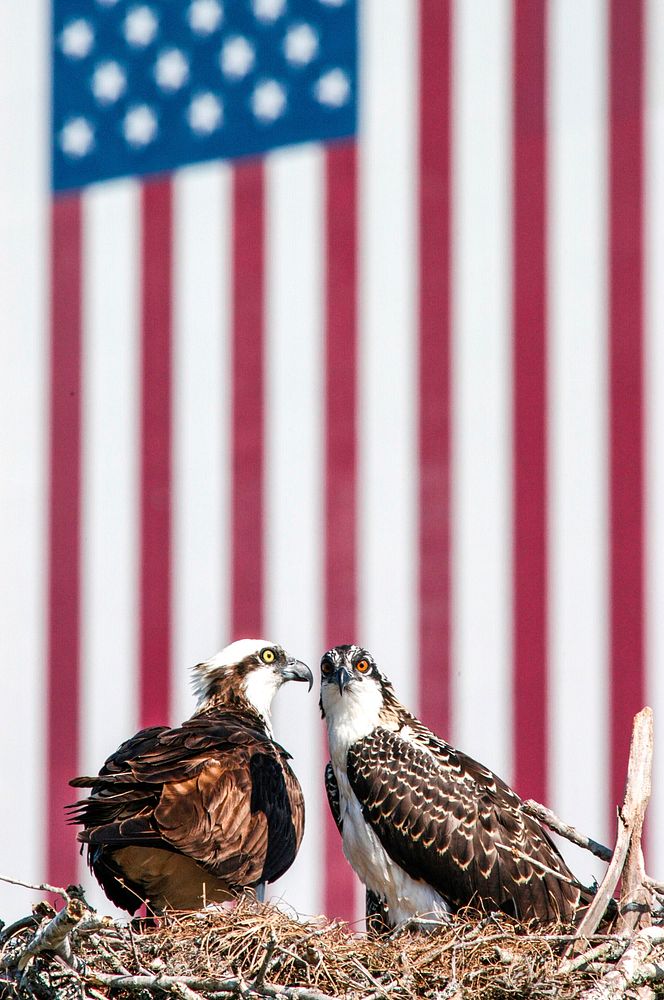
(281, 657), (314, 692)
(335, 665), (352, 696)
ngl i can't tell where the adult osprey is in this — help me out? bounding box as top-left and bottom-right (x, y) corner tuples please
(68, 639), (313, 914)
(320, 645), (581, 927)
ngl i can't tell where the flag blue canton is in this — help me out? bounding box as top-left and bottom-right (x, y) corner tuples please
(52, 0), (357, 192)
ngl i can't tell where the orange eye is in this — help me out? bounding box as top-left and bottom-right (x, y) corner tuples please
(321, 660), (333, 676)
(356, 659), (370, 673)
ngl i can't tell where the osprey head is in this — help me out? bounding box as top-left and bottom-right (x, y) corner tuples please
(319, 644), (390, 726)
(192, 639), (313, 724)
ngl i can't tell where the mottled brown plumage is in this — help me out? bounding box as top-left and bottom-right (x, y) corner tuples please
(68, 640), (312, 914)
(321, 645), (582, 928)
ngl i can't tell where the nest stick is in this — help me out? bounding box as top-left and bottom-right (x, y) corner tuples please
(617, 707), (654, 933)
(0, 873), (70, 900)
(571, 708), (655, 946)
(85, 970), (337, 1000)
(522, 800), (613, 863)
(17, 897), (86, 970)
(578, 925), (664, 999)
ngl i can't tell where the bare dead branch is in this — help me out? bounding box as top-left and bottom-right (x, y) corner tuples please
(578, 925), (664, 998)
(558, 939), (628, 976)
(0, 873), (70, 900)
(85, 969), (338, 1000)
(16, 898), (86, 971)
(522, 800), (613, 863)
(617, 707), (654, 933)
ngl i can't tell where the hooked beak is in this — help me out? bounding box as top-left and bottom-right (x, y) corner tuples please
(335, 665), (352, 696)
(281, 657), (314, 691)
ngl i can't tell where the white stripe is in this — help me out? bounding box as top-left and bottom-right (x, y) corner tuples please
(547, 0), (609, 885)
(0, 0), (48, 922)
(646, 0), (664, 883)
(265, 144), (324, 917)
(172, 162), (231, 726)
(80, 180), (141, 914)
(451, 0), (513, 780)
(359, 0), (418, 712)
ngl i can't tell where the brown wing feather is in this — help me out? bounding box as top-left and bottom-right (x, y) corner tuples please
(346, 726), (580, 922)
(153, 759), (268, 886)
(68, 709), (303, 912)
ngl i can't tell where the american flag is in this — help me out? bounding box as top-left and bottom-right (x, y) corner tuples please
(1, 0), (663, 923)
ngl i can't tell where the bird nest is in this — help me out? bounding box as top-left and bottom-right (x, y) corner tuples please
(1, 892), (664, 1000)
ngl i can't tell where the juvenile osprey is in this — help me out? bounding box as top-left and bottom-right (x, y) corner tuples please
(68, 639), (313, 914)
(320, 645), (581, 928)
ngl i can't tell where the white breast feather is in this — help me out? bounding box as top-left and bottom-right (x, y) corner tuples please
(323, 680), (450, 925)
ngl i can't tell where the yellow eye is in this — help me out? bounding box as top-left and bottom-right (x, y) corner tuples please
(261, 648), (276, 664)
(356, 659), (370, 673)
(321, 660), (333, 676)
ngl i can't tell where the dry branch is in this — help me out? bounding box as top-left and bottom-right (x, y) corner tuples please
(85, 970), (339, 1000)
(16, 896), (86, 970)
(617, 707), (654, 933)
(571, 708), (655, 945)
(579, 924), (664, 998)
(522, 800), (613, 863)
(0, 873), (72, 900)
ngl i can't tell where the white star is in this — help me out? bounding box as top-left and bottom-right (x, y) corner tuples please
(123, 105), (158, 147)
(59, 117), (95, 158)
(314, 68), (350, 107)
(155, 49), (189, 92)
(220, 36), (255, 80)
(92, 60), (126, 104)
(124, 6), (159, 48)
(252, 0), (286, 23)
(188, 92), (223, 135)
(283, 23), (319, 67)
(188, 0), (223, 35)
(60, 19), (94, 60)
(251, 79), (287, 123)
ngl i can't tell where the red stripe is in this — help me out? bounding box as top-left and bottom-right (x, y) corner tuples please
(140, 179), (173, 728)
(418, 0), (451, 738)
(512, 0), (548, 800)
(609, 0), (645, 814)
(231, 161), (265, 640)
(47, 194), (82, 889)
(324, 141), (358, 923)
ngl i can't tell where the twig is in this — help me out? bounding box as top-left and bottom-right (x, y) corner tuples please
(171, 984), (207, 1000)
(253, 933), (277, 989)
(16, 898), (86, 970)
(579, 925), (664, 998)
(522, 800), (613, 863)
(85, 970), (338, 1000)
(558, 939), (628, 975)
(0, 914), (40, 946)
(91, 934), (131, 975)
(349, 954), (393, 995)
(127, 917), (147, 974)
(0, 873), (70, 900)
(643, 876), (664, 897)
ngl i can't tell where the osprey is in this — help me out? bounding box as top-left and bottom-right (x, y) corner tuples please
(68, 639), (313, 914)
(320, 645), (581, 928)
